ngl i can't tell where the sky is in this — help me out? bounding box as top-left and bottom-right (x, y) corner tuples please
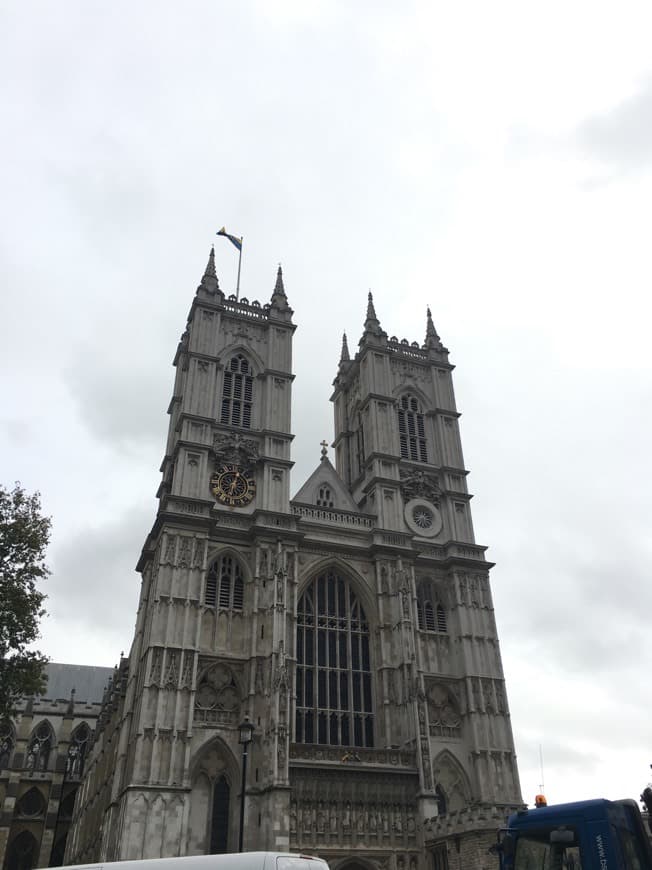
(1, 0), (651, 813)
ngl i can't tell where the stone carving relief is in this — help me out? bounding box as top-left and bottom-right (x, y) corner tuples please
(163, 535), (177, 566)
(178, 537), (191, 569)
(150, 648), (163, 685)
(211, 432), (260, 471)
(180, 652), (194, 689)
(289, 777), (419, 847)
(425, 681), (462, 738)
(194, 662), (240, 726)
(399, 469), (441, 505)
(164, 651), (180, 688)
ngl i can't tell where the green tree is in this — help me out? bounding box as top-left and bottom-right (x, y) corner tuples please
(0, 483), (49, 719)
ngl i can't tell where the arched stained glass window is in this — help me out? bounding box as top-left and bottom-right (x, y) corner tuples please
(221, 355), (253, 429)
(205, 555), (244, 611)
(296, 570), (374, 748)
(398, 394), (427, 462)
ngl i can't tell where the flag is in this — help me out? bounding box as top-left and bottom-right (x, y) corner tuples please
(217, 227), (242, 251)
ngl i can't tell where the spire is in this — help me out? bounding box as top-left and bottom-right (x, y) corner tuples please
(365, 292), (379, 329)
(340, 332), (350, 363)
(361, 291), (385, 344)
(198, 246), (220, 294)
(424, 306), (442, 350)
(274, 265), (286, 297)
(205, 247), (217, 279)
(269, 263), (292, 320)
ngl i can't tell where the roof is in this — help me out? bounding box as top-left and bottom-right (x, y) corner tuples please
(42, 662), (115, 704)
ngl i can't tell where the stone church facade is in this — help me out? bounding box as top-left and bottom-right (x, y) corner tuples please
(64, 250), (522, 868)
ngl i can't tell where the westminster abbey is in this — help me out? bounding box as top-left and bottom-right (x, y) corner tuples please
(1, 249), (522, 869)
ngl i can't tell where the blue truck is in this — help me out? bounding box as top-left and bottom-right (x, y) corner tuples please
(495, 797), (652, 869)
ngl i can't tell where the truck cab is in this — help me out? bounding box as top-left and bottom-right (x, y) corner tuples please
(497, 798), (652, 869)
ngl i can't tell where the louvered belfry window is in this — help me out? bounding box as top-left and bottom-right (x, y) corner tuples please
(398, 394), (427, 462)
(221, 355), (253, 428)
(296, 570), (374, 748)
(205, 555), (244, 611)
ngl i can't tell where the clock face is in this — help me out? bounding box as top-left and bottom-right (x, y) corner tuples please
(210, 464), (256, 507)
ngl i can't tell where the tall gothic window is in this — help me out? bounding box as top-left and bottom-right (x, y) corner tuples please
(296, 570), (374, 748)
(67, 723), (91, 779)
(0, 723), (14, 768)
(205, 555), (244, 611)
(220, 354), (253, 428)
(209, 776), (230, 854)
(25, 722), (54, 772)
(398, 394), (427, 462)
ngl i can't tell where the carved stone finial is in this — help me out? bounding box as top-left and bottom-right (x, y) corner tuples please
(199, 246), (220, 294)
(270, 264), (289, 312)
(320, 440), (328, 460)
(424, 306), (442, 350)
(340, 332), (350, 363)
(363, 291), (384, 339)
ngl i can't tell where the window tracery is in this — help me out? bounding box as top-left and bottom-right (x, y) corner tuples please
(220, 354), (253, 429)
(316, 485), (334, 508)
(296, 570), (374, 748)
(194, 663), (240, 725)
(205, 555), (244, 611)
(67, 722), (91, 779)
(0, 723), (14, 768)
(416, 581), (447, 634)
(25, 722), (54, 772)
(16, 786), (46, 817)
(398, 394), (427, 462)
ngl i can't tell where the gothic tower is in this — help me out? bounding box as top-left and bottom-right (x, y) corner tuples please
(67, 251), (522, 870)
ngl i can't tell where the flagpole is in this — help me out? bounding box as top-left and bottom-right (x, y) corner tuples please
(236, 237), (243, 300)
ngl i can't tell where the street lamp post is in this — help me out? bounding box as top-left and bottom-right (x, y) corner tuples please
(238, 716), (255, 852)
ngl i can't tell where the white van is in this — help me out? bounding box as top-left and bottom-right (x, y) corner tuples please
(47, 853), (329, 870)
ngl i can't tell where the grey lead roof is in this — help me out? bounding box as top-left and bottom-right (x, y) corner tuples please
(42, 662), (115, 704)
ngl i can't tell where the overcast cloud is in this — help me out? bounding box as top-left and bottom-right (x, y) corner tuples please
(1, 0), (651, 812)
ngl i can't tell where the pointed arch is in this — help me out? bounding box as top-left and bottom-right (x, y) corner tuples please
(298, 555), (376, 619)
(6, 830), (38, 870)
(218, 342), (265, 376)
(203, 549), (247, 611)
(396, 392), (428, 462)
(296, 566), (375, 748)
(188, 736), (240, 856)
(16, 786), (46, 817)
(67, 722), (92, 779)
(0, 721), (15, 768)
(25, 720), (55, 771)
(431, 749), (472, 812)
(218, 348), (260, 430)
